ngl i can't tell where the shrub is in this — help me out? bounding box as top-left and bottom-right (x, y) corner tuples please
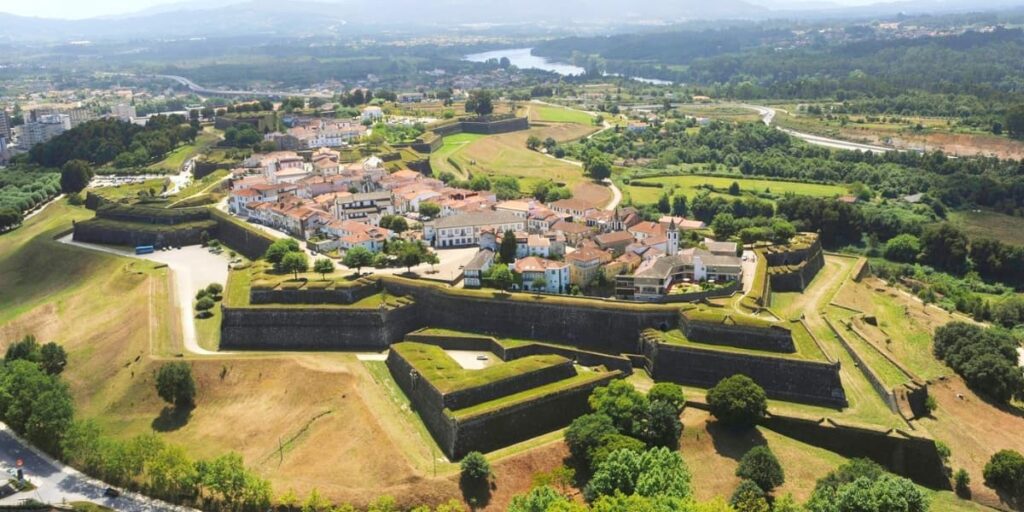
(648, 382), (686, 414)
(460, 451), (490, 483)
(590, 434), (646, 469)
(736, 446), (785, 493)
(195, 289), (210, 301)
(706, 375), (767, 428)
(983, 449), (1024, 498)
(205, 283), (224, 297)
(195, 297), (216, 314)
(954, 468), (971, 497)
(584, 447), (691, 502)
(883, 234), (921, 263)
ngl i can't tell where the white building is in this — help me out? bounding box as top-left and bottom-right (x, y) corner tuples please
(112, 103), (136, 122)
(514, 257), (570, 294)
(361, 106), (384, 122)
(424, 210), (526, 248)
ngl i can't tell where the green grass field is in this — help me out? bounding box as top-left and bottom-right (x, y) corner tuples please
(429, 133), (485, 178)
(529, 104), (595, 125)
(626, 175), (848, 206)
(949, 209), (1024, 246)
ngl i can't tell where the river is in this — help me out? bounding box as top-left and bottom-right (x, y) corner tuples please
(464, 47), (673, 85)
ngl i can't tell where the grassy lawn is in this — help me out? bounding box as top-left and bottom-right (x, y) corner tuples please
(673, 104), (764, 123)
(147, 127), (222, 173)
(949, 209), (1024, 246)
(529, 104), (595, 125)
(451, 369), (612, 419)
(629, 175), (848, 203)
(429, 132), (485, 178)
(829, 315), (910, 389)
(90, 178), (170, 203)
(194, 303), (221, 352)
(392, 341), (569, 394)
(166, 169), (230, 207)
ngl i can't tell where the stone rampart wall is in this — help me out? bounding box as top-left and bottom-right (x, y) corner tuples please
(681, 317), (795, 353)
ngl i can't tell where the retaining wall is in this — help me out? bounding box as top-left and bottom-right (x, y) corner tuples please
(760, 414), (949, 489)
(72, 219), (217, 248)
(431, 117), (529, 137)
(680, 316), (795, 353)
(643, 336), (847, 407)
(249, 281), (380, 305)
(823, 316), (899, 413)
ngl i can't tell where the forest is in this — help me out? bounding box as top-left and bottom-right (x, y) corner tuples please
(25, 115), (198, 169)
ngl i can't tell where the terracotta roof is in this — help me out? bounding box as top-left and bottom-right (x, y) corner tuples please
(514, 256), (568, 273)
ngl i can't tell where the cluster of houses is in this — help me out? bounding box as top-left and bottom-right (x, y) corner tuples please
(226, 149), (743, 300)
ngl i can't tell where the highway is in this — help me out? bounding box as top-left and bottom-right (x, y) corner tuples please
(154, 74), (331, 99)
(741, 104), (894, 154)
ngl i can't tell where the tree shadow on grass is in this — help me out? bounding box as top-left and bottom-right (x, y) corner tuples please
(152, 404), (194, 432)
(707, 421), (767, 462)
(459, 475), (492, 510)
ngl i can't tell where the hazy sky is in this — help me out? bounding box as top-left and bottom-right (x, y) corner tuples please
(4, 0), (886, 20)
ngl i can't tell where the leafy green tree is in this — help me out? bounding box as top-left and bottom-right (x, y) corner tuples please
(640, 400), (682, 449)
(589, 380), (649, 436)
(770, 219), (796, 244)
(205, 283), (224, 298)
(526, 135), (542, 150)
(984, 449), (1024, 498)
(507, 485), (573, 512)
(399, 242), (426, 272)
(919, 223), (969, 274)
(460, 451), (491, 482)
(197, 452), (272, 510)
(884, 234), (921, 263)
(39, 342), (68, 374)
(313, 258), (335, 279)
(736, 446), (785, 493)
(60, 159), (94, 193)
(281, 251), (309, 279)
(954, 468), (971, 497)
(657, 193), (671, 213)
(672, 195), (688, 216)
(730, 479), (769, 512)
(465, 90), (495, 116)
(418, 202), (441, 218)
(1005, 103), (1024, 139)
(648, 383), (685, 414)
(264, 238), (301, 269)
(706, 375), (767, 428)
(590, 434), (647, 470)
(490, 263), (515, 291)
(584, 154), (613, 181)
(5, 334), (40, 363)
(0, 360), (73, 454)
(343, 246), (375, 275)
(388, 216), (409, 233)
(729, 182), (741, 196)
(584, 447), (692, 501)
(565, 413), (619, 464)
(499, 229), (519, 263)
(711, 213), (740, 240)
(155, 362), (196, 409)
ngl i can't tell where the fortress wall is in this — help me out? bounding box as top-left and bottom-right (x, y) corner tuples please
(645, 340), (847, 407)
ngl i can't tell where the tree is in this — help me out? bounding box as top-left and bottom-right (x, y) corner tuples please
(526, 135), (542, 150)
(584, 154), (612, 181)
(205, 283), (223, 299)
(671, 195), (688, 216)
(648, 383), (686, 414)
(565, 413), (618, 464)
(460, 451), (491, 483)
(584, 447), (691, 501)
(919, 223), (969, 274)
(589, 380), (649, 436)
(155, 362), (196, 409)
(60, 159), (94, 193)
(500, 229), (518, 263)
(590, 434), (647, 470)
(264, 238), (300, 269)
(984, 449), (1024, 498)
(1005, 103), (1024, 139)
(388, 216), (409, 234)
(954, 468), (971, 497)
(729, 480), (769, 512)
(418, 202), (441, 218)
(39, 343), (68, 376)
(490, 263), (515, 291)
(736, 446), (785, 493)
(711, 213), (740, 240)
(281, 251), (309, 279)
(343, 246), (374, 275)
(313, 258), (335, 279)
(508, 485), (573, 512)
(5, 335), (40, 363)
(657, 193), (671, 214)
(729, 182), (741, 196)
(770, 219), (796, 244)
(399, 242), (426, 272)
(465, 90), (494, 117)
(640, 400), (682, 450)
(933, 322), (1024, 403)
(0, 360), (74, 454)
(884, 234), (921, 263)
(706, 375), (767, 428)
(197, 452), (271, 510)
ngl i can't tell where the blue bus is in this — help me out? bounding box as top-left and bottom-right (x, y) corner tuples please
(135, 245), (155, 255)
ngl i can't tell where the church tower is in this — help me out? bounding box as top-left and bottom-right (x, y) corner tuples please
(667, 219), (679, 256)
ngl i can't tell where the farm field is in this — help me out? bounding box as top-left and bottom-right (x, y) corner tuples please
(949, 209), (1024, 246)
(435, 123), (605, 203)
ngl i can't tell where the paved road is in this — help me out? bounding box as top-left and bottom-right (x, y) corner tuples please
(155, 74), (330, 99)
(0, 424), (191, 511)
(740, 104), (893, 154)
(58, 236), (228, 356)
